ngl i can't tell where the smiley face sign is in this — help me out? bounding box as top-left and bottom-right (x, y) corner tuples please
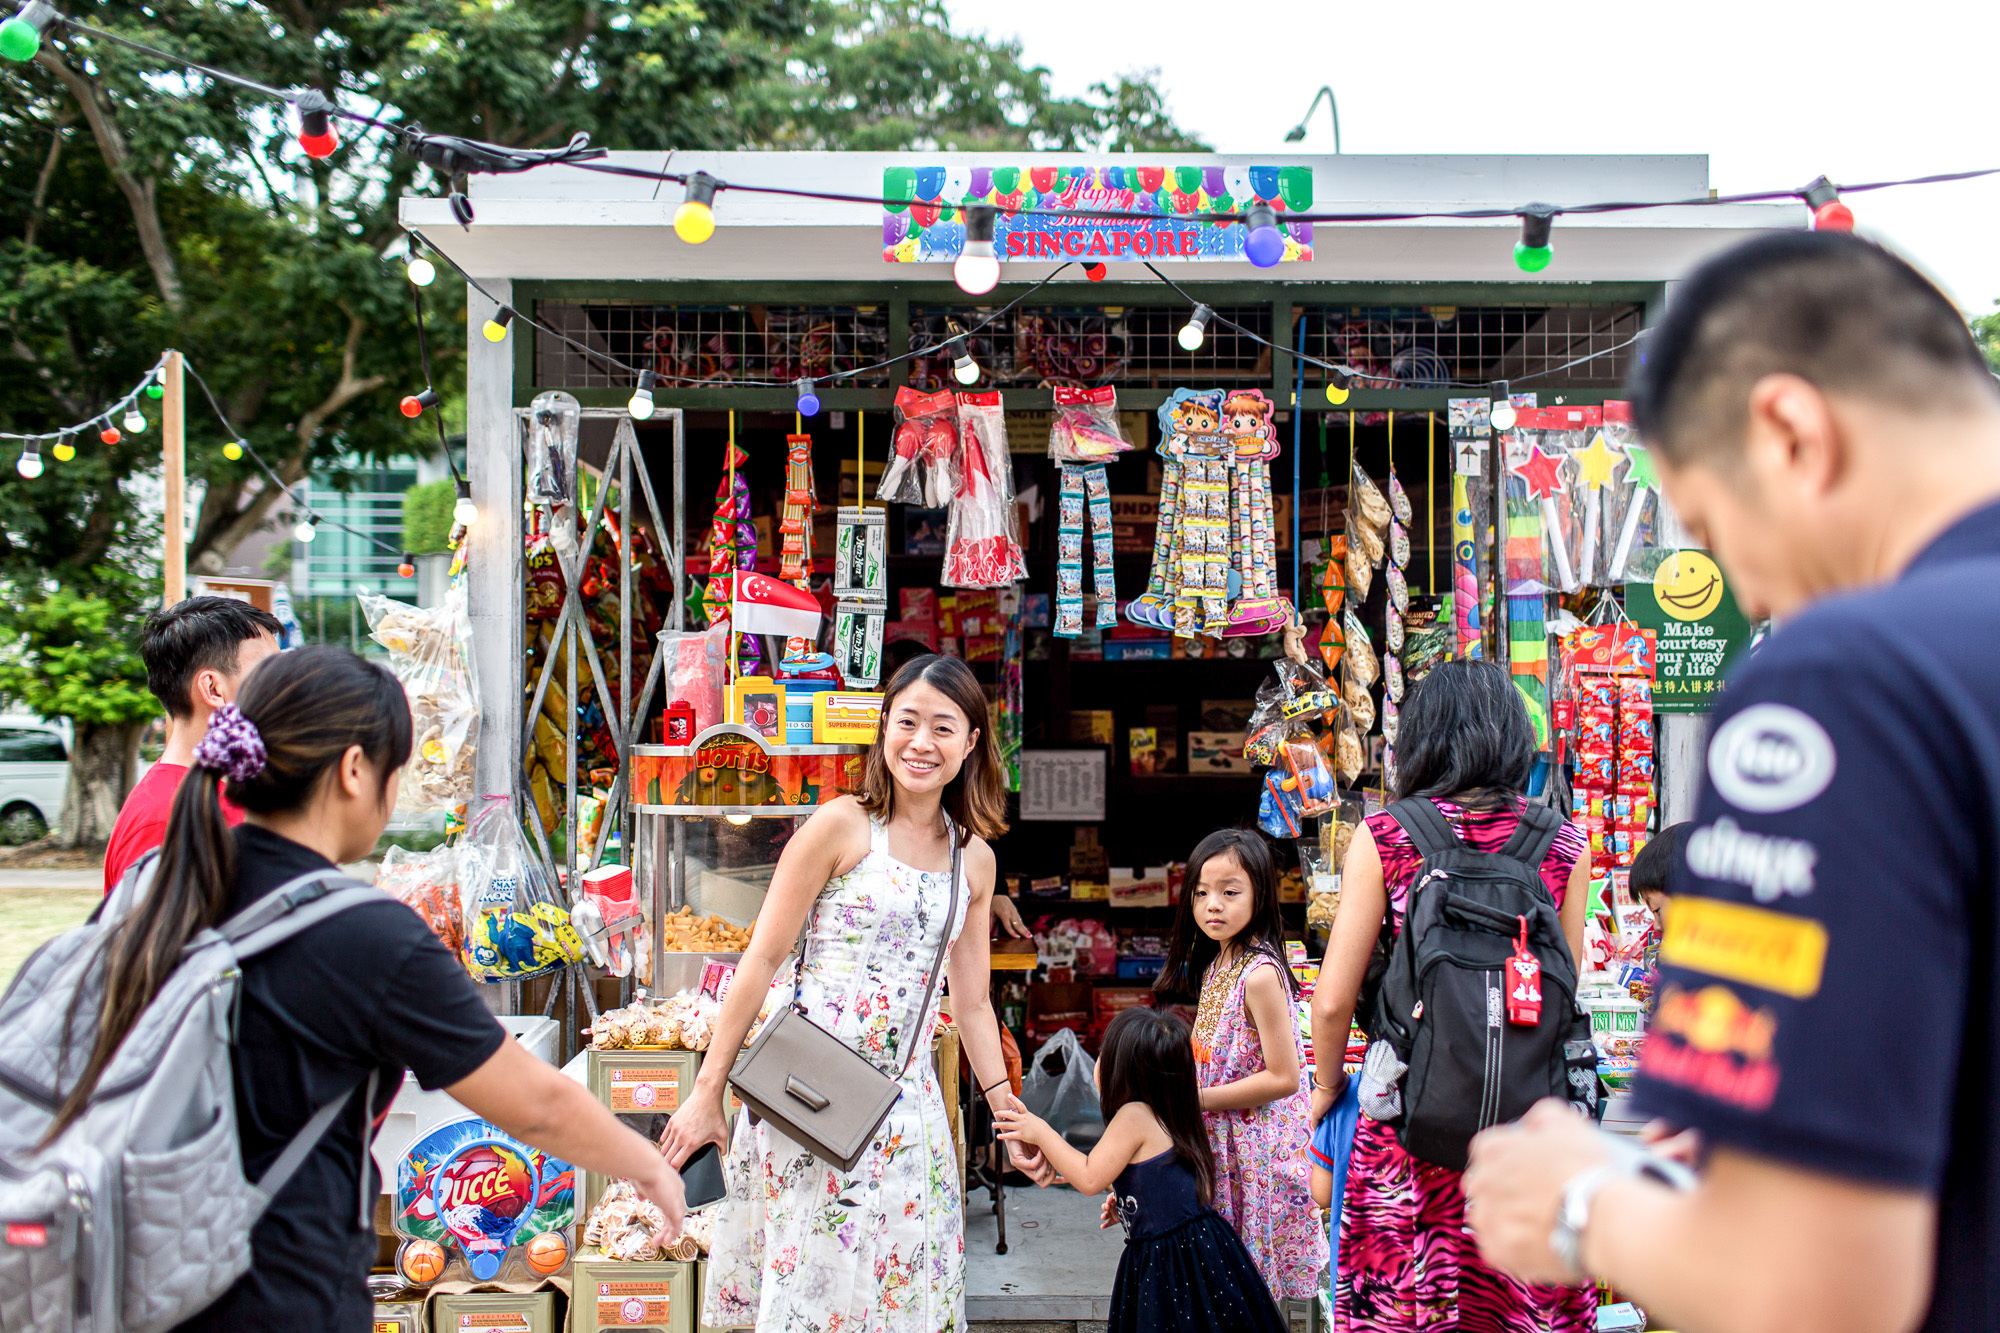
(1651, 550), (1725, 621)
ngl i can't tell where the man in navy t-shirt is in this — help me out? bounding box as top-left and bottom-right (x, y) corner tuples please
(1462, 231), (2000, 1331)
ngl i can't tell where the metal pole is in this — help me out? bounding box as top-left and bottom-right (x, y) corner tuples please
(162, 350), (185, 606)
(1291, 314), (1305, 605)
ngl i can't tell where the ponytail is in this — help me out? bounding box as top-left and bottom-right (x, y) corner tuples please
(45, 646), (410, 1141)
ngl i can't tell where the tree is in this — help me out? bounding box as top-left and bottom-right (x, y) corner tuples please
(0, 587), (158, 845)
(403, 478), (457, 555)
(1, 0), (1203, 840)
(1973, 302), (2000, 373)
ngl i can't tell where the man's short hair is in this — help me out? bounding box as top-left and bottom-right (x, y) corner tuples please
(1631, 821), (1692, 897)
(141, 597), (284, 719)
(1632, 231), (1997, 463)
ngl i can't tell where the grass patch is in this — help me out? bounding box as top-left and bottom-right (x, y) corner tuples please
(0, 886), (100, 986)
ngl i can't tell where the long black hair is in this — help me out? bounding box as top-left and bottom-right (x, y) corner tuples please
(1096, 1006), (1216, 1206)
(1154, 828), (1298, 1001)
(1391, 659), (1536, 811)
(49, 647), (411, 1139)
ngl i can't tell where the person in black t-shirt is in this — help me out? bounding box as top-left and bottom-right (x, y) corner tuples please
(1461, 233), (2000, 1332)
(54, 646), (684, 1332)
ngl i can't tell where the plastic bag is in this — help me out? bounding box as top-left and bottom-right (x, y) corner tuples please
(361, 587), (477, 813)
(943, 392), (1027, 588)
(1048, 385), (1131, 463)
(526, 390), (581, 556)
(1020, 1027), (1104, 1149)
(658, 622), (731, 737)
(377, 843), (463, 959)
(458, 796), (585, 982)
(880, 386), (960, 507)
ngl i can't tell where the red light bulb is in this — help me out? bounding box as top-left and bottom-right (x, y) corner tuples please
(400, 387), (439, 418)
(100, 425), (121, 445)
(298, 126), (339, 159)
(1812, 199), (1855, 232)
(1084, 263), (1108, 282)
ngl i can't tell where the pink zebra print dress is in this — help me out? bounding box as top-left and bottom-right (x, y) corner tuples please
(1334, 800), (1597, 1333)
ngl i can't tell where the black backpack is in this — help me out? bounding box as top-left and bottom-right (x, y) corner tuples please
(1358, 797), (1600, 1170)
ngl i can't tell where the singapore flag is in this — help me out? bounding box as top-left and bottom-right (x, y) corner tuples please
(732, 571), (821, 641)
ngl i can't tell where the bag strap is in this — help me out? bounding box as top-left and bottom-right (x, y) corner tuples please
(1495, 800), (1564, 878)
(1386, 797), (1462, 861)
(218, 872), (379, 959)
(251, 1066), (380, 1230)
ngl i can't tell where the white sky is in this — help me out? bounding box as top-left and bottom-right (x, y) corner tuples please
(946, 0), (2000, 314)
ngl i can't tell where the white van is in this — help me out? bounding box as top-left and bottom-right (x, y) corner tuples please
(0, 716), (68, 844)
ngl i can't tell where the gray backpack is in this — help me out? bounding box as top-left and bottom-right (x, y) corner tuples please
(0, 856), (384, 1333)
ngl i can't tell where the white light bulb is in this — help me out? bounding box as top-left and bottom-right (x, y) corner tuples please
(628, 390), (654, 420)
(294, 518), (318, 543)
(16, 449), (42, 480)
(953, 244), (1000, 296)
(123, 409), (147, 434)
(1491, 402), (1517, 432)
(407, 256), (436, 286)
(725, 811), (753, 826)
(953, 354), (981, 386)
(1178, 305), (1212, 352)
(454, 495), (478, 526)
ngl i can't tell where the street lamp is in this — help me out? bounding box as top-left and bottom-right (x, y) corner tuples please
(1285, 85), (1342, 154)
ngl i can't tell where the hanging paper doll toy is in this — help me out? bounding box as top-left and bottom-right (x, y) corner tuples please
(1217, 389), (1293, 637)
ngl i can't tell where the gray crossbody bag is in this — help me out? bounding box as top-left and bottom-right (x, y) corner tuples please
(726, 816), (962, 1172)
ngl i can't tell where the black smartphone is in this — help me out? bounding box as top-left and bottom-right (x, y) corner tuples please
(679, 1141), (727, 1210)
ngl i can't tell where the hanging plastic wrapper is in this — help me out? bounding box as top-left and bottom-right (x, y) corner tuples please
(526, 390), (581, 557)
(361, 588), (477, 814)
(1600, 401), (1661, 583)
(378, 843), (464, 961)
(1343, 607), (1380, 688)
(458, 797), (586, 983)
(658, 622), (731, 737)
(944, 392), (1027, 588)
(881, 386), (960, 508)
(1048, 386), (1128, 635)
(1244, 657), (1339, 766)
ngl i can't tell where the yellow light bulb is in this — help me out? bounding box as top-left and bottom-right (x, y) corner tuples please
(482, 318), (508, 342)
(51, 441), (75, 462)
(223, 440), (244, 461)
(1326, 383), (1350, 405)
(675, 201), (715, 244)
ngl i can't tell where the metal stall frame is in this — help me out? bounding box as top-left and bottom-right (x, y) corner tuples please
(512, 404), (684, 1061)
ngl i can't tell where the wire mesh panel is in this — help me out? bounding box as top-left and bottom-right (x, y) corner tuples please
(1296, 304), (1643, 391)
(535, 302), (895, 388)
(907, 305), (1271, 391)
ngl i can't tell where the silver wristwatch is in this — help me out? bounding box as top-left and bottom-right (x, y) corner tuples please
(1548, 1164), (1619, 1281)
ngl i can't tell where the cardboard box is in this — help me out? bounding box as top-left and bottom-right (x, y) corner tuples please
(1187, 731), (1252, 774)
(584, 1049), (701, 1216)
(570, 1258), (696, 1333)
(372, 1303), (424, 1333)
(430, 1290), (556, 1333)
(1127, 728), (1158, 777)
(813, 691), (883, 745)
(1108, 868), (1169, 907)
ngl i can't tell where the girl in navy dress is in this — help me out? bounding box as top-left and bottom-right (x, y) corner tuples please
(996, 1007), (1288, 1333)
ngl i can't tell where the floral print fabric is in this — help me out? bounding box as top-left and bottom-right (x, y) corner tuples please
(704, 816), (968, 1332)
(1334, 800), (1594, 1333)
(1195, 949), (1329, 1301)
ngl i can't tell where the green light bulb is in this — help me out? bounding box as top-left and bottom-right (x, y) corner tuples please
(1514, 242), (1553, 273)
(0, 16), (41, 62)
(146, 382), (164, 399)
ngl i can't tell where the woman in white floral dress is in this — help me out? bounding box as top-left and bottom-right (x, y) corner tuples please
(666, 655), (1048, 1332)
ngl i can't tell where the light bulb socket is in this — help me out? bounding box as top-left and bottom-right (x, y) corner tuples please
(1801, 176), (1840, 211)
(964, 202), (997, 245)
(1518, 205), (1556, 252)
(629, 369), (657, 418)
(683, 172), (719, 211)
(794, 378), (821, 417)
(295, 88), (338, 158)
(400, 387), (440, 418)
(1243, 202), (1285, 268)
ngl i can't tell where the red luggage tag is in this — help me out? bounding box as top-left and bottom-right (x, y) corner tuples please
(1507, 915), (1542, 1026)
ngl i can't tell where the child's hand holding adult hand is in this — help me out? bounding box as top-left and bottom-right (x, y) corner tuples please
(993, 1103), (1049, 1149)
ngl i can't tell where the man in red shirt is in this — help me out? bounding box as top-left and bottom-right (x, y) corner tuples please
(103, 597), (283, 892)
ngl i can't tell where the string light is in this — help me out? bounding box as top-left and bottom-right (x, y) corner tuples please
(398, 551), (416, 578)
(399, 387), (439, 418)
(1803, 176), (1854, 232)
(121, 407), (147, 433)
(0, 0), (55, 62)
(222, 439), (244, 460)
(954, 204), (1001, 295)
(1490, 381), (1517, 433)
(294, 88), (339, 160)
(675, 172), (718, 245)
(1178, 304), (1213, 352)
(1514, 205), (1555, 273)
(453, 478), (478, 526)
(481, 306), (516, 342)
(50, 434), (74, 462)
(1243, 202), (1285, 269)
(294, 513), (320, 543)
(145, 377), (163, 400)
(406, 242), (436, 287)
(950, 339), (980, 386)
(1083, 262), (1108, 282)
(1325, 369), (1352, 406)
(16, 439), (41, 479)
(627, 370), (656, 420)
(99, 424), (120, 445)
(794, 378), (821, 417)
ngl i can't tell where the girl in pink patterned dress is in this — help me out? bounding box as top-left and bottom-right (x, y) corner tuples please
(1156, 829), (1329, 1304)
(1309, 660), (1593, 1332)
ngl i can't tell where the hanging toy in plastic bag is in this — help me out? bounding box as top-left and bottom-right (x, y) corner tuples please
(460, 798), (584, 983)
(944, 392), (1028, 588)
(527, 391), (582, 557)
(1279, 737), (1340, 817)
(882, 387), (960, 508)
(1259, 772), (1306, 839)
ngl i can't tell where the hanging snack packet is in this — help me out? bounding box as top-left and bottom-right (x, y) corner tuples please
(1390, 519), (1410, 571)
(1344, 607), (1380, 688)
(1388, 564), (1410, 615)
(1343, 675), (1375, 733)
(378, 843), (464, 960)
(1389, 472), (1414, 526)
(881, 387), (960, 507)
(1335, 723), (1366, 785)
(1351, 461), (1392, 532)
(361, 588), (477, 814)
(1346, 537), (1376, 602)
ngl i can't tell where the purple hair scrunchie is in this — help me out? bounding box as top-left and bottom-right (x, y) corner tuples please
(193, 703), (267, 784)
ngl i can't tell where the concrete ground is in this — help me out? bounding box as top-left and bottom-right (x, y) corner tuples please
(0, 871), (103, 986)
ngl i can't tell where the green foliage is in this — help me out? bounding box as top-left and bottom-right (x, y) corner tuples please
(0, 587), (157, 728)
(1973, 302), (2000, 373)
(403, 478), (457, 554)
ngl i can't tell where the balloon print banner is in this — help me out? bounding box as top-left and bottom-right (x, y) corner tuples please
(882, 164), (1315, 264)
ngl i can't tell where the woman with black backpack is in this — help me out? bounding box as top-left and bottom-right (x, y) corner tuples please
(1309, 660), (1592, 1333)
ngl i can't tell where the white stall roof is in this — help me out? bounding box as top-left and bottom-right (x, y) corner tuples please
(399, 151), (1801, 285)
